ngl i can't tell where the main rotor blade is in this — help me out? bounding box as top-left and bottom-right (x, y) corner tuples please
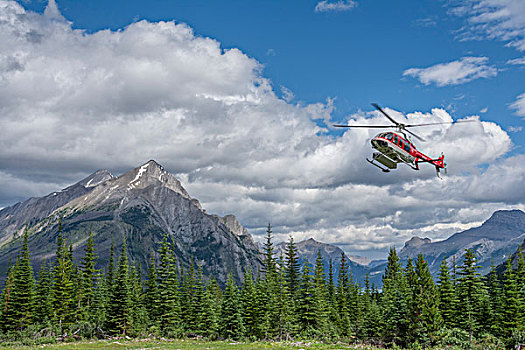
(333, 124), (394, 128)
(405, 129), (426, 142)
(371, 103), (400, 126)
(405, 120), (477, 128)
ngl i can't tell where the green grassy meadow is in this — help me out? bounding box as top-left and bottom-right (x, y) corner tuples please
(0, 339), (374, 350)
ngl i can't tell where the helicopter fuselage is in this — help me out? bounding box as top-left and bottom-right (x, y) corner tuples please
(369, 132), (445, 173)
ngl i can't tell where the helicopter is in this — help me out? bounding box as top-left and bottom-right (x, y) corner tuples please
(334, 103), (474, 178)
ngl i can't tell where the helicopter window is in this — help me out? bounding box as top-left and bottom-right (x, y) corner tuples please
(385, 133), (393, 140)
(393, 135), (399, 145)
(404, 143), (411, 153)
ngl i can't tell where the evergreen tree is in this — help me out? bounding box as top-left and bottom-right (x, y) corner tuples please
(106, 239), (133, 335)
(9, 229), (36, 330)
(457, 249), (485, 343)
(263, 223), (276, 275)
(52, 224), (75, 329)
(240, 268), (257, 337)
(201, 277), (221, 339)
(502, 256), (521, 338)
(220, 273), (244, 339)
(297, 259), (316, 333)
(157, 235), (181, 335)
(0, 261), (17, 332)
(144, 252), (160, 326)
(437, 256), (456, 328)
(284, 235), (300, 300)
(80, 231), (98, 318)
(412, 254), (442, 345)
(313, 251), (328, 335)
(337, 252), (350, 335)
(381, 247), (408, 345)
(35, 260), (53, 323)
(486, 261), (504, 337)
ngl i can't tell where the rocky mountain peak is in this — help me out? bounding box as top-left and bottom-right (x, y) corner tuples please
(485, 209), (525, 226)
(403, 236), (431, 248)
(77, 169), (114, 188)
(221, 214), (248, 236)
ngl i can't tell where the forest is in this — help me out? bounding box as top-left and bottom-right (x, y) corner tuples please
(1, 223), (524, 349)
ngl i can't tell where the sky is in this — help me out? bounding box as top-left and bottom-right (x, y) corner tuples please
(1, 0), (524, 259)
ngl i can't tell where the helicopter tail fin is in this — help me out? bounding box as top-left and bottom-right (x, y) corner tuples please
(434, 154), (446, 178)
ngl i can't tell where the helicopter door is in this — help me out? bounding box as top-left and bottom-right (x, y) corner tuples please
(392, 135), (399, 145)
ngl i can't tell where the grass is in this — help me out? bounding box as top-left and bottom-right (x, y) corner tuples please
(0, 339), (377, 350)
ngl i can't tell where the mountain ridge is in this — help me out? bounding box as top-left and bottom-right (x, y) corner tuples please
(0, 160), (262, 285)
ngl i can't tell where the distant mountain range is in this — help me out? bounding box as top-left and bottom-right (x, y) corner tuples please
(274, 209), (525, 287)
(1, 160), (524, 288)
(0, 160), (263, 284)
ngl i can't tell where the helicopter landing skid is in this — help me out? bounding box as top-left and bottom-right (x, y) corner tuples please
(367, 158), (390, 172)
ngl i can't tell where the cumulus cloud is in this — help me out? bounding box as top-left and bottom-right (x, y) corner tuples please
(510, 93), (525, 118)
(315, 0), (357, 13)
(0, 1), (521, 258)
(449, 0), (525, 51)
(403, 56), (498, 86)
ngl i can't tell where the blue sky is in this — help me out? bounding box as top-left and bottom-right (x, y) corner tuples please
(2, 0), (524, 258)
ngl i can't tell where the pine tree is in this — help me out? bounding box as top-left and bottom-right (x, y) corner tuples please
(35, 260), (53, 323)
(144, 252), (160, 327)
(437, 256), (456, 328)
(106, 239), (133, 335)
(9, 229), (36, 330)
(337, 253), (350, 335)
(297, 259), (316, 333)
(276, 256), (294, 340)
(201, 277), (221, 339)
(0, 261), (17, 332)
(129, 263), (147, 336)
(52, 224), (75, 329)
(313, 250), (328, 335)
(157, 234), (181, 335)
(284, 235), (300, 301)
(502, 256), (520, 338)
(457, 249), (485, 343)
(412, 254), (442, 345)
(240, 268), (257, 337)
(80, 231), (98, 319)
(486, 261), (504, 337)
(263, 223), (276, 275)
(221, 273), (244, 339)
(381, 247), (408, 345)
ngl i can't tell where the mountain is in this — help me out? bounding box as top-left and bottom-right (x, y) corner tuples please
(495, 238), (525, 275)
(398, 209), (525, 276)
(274, 238), (382, 287)
(0, 160), (263, 284)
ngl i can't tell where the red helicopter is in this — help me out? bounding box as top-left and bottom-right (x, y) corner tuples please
(334, 103), (473, 177)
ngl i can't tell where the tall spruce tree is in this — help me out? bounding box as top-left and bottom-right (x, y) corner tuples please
(457, 249), (485, 343)
(157, 234), (181, 335)
(437, 256), (456, 328)
(502, 256), (521, 338)
(284, 235), (300, 301)
(298, 259), (316, 334)
(80, 231), (98, 319)
(106, 239), (133, 335)
(35, 260), (53, 323)
(381, 247), (408, 346)
(221, 273), (244, 339)
(52, 223), (76, 329)
(144, 252), (160, 327)
(10, 229), (36, 330)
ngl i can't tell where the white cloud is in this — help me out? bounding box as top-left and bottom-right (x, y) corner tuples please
(450, 0), (525, 51)
(403, 56), (498, 86)
(510, 93), (525, 118)
(315, 0), (357, 13)
(507, 57), (525, 65)
(0, 1), (522, 257)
